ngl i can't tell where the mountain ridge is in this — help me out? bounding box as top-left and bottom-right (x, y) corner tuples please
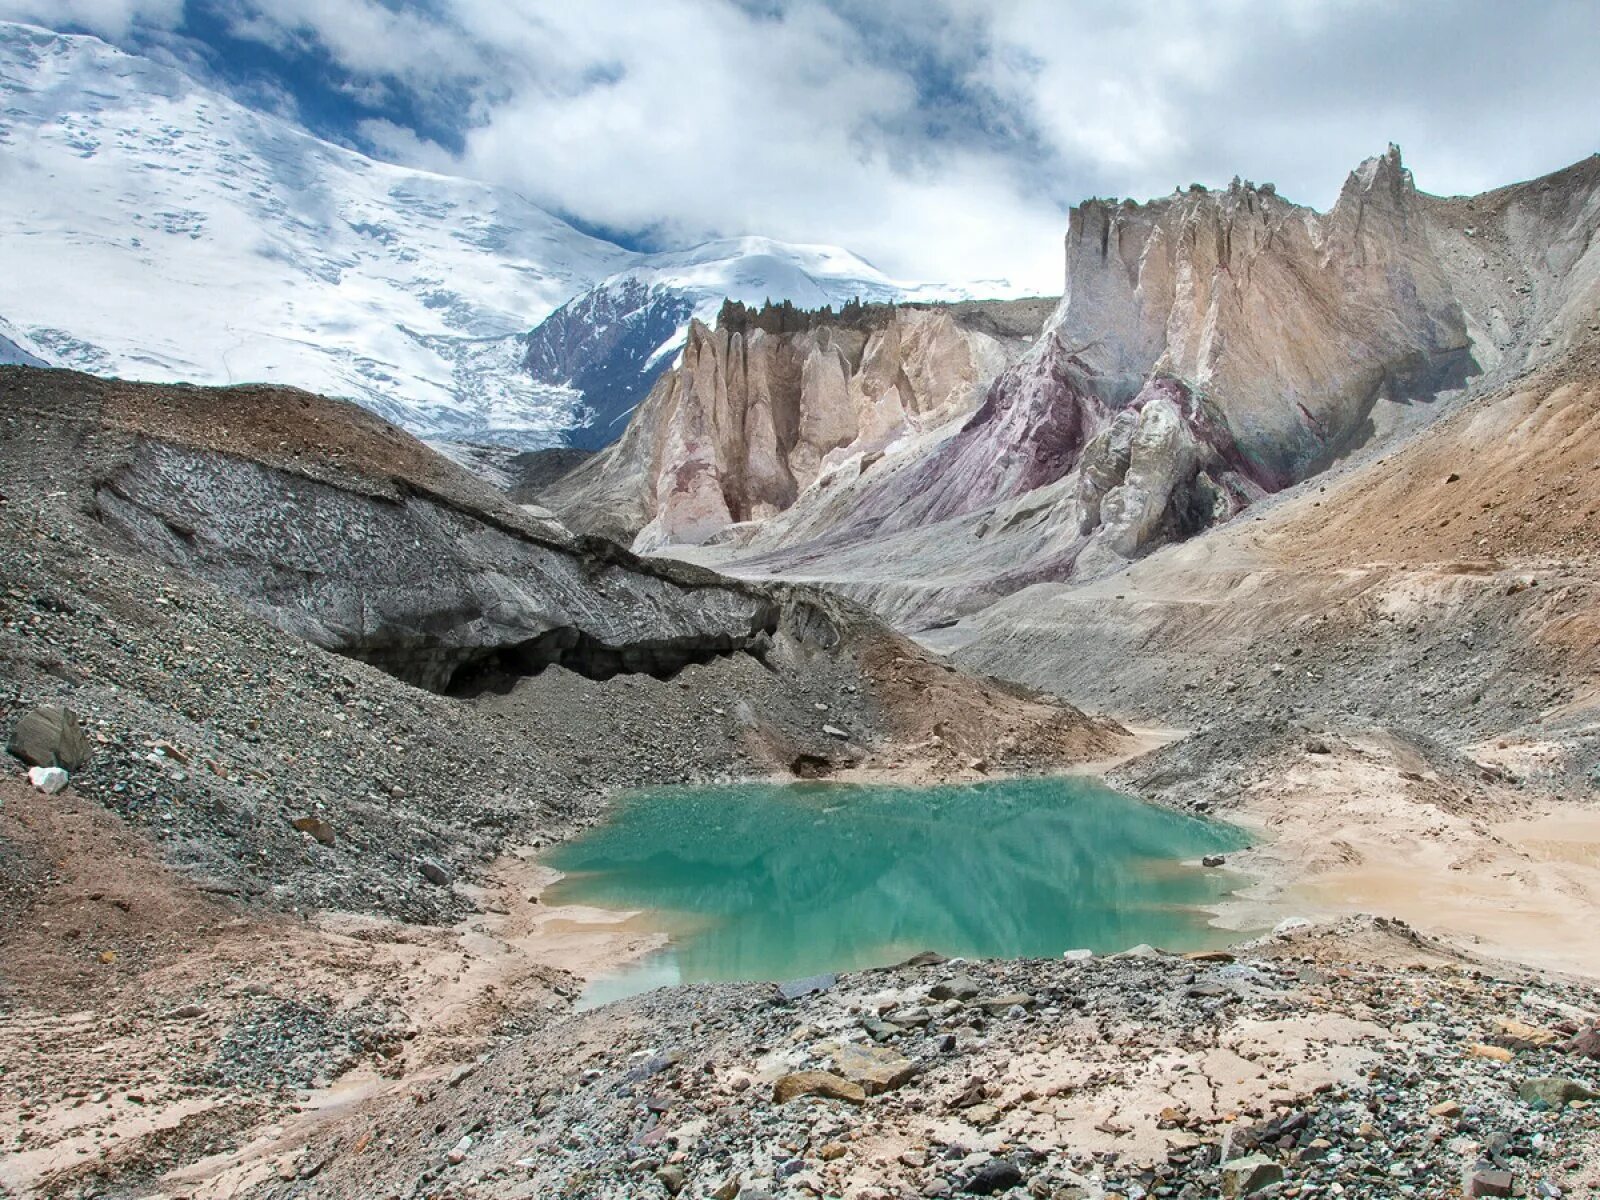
(548, 146), (1600, 627)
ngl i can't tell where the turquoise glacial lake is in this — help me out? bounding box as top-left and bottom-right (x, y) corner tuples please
(543, 776), (1250, 1006)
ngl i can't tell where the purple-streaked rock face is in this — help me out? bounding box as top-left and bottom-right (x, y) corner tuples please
(546, 148), (1600, 630)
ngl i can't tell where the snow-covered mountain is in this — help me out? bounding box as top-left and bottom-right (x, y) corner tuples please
(0, 20), (1006, 447)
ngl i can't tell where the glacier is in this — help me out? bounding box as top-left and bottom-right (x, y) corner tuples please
(0, 21), (1011, 447)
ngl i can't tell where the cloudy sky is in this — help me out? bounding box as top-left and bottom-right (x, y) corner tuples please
(4, 0), (1597, 292)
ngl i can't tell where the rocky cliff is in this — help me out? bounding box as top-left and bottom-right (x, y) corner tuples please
(542, 300), (1050, 548)
(606, 149), (1600, 628)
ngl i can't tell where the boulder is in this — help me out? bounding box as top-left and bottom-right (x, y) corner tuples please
(771, 1071), (865, 1105)
(930, 974), (982, 1001)
(290, 816), (337, 846)
(1465, 1168), (1515, 1198)
(8, 705), (91, 771)
(1492, 1016), (1558, 1047)
(962, 1158), (1022, 1195)
(831, 1044), (916, 1095)
(1563, 1025), (1600, 1060)
(1517, 1076), (1598, 1107)
(1220, 1154), (1283, 1198)
(1114, 943), (1165, 959)
(976, 992), (1035, 1014)
(418, 859), (454, 887)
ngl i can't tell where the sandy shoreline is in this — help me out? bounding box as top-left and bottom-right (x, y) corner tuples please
(1197, 731), (1600, 980)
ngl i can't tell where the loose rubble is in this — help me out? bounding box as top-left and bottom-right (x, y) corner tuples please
(275, 922), (1600, 1200)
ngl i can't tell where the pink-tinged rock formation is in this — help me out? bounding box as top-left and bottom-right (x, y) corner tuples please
(542, 301), (1047, 548)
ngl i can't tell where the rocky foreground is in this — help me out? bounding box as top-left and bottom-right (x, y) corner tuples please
(0, 366), (1116, 1199)
(241, 921), (1600, 1200)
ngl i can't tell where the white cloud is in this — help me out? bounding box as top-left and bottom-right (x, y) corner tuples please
(0, 0), (182, 38)
(25, 0), (1597, 294)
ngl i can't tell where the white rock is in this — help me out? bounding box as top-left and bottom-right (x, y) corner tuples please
(1272, 917), (1314, 936)
(1062, 948), (1094, 962)
(28, 766), (69, 794)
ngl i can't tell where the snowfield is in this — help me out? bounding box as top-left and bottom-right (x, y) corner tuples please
(0, 21), (1011, 446)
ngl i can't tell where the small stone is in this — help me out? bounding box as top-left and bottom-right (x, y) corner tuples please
(1428, 1100), (1463, 1118)
(772, 1071), (865, 1105)
(1220, 1154), (1283, 1198)
(1201, 854), (1227, 867)
(822, 724), (849, 740)
(1061, 948), (1094, 962)
(818, 1142), (847, 1161)
(165, 1004), (205, 1020)
(657, 1165), (687, 1195)
(711, 1180), (741, 1200)
(962, 1102), (1000, 1126)
(1518, 1076), (1598, 1107)
(27, 765), (69, 794)
(1469, 1043), (1515, 1063)
(446, 1135), (472, 1165)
